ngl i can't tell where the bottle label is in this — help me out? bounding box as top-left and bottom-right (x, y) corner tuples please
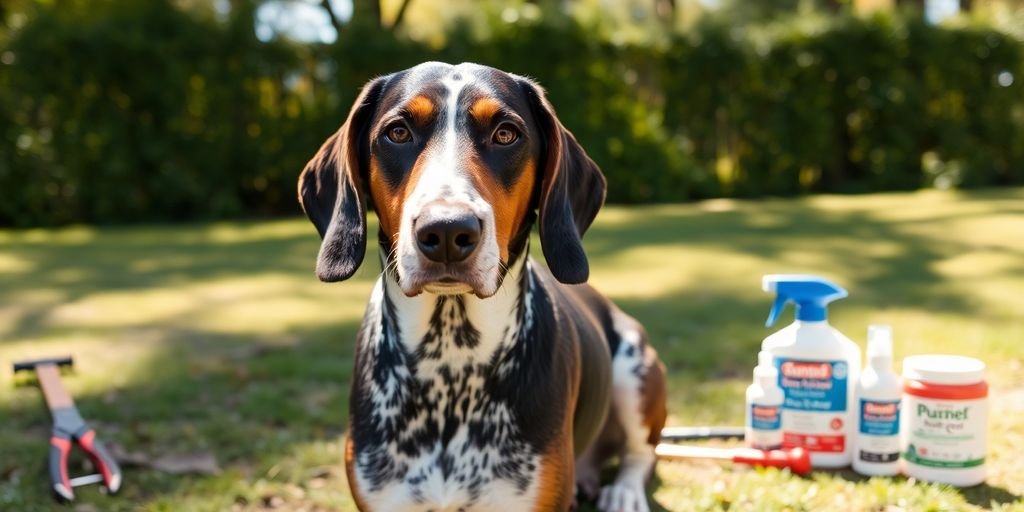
(747, 404), (782, 450)
(776, 357), (849, 453)
(776, 359), (848, 411)
(751, 404), (781, 430)
(859, 399), (900, 435)
(902, 396), (987, 469)
(858, 399), (900, 463)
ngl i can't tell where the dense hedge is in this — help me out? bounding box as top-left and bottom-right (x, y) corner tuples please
(2, 2), (1022, 226)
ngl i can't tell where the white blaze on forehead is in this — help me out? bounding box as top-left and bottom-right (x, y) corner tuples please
(403, 64), (483, 201)
(438, 72), (473, 196)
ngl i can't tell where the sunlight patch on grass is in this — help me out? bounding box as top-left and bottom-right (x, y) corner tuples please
(202, 219), (314, 244)
(933, 252), (1022, 279)
(5, 331), (166, 396)
(0, 225), (97, 244)
(34, 274), (369, 335)
(0, 253), (33, 274)
(590, 247), (766, 300)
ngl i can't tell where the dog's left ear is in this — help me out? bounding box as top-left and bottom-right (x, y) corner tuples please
(298, 76), (387, 282)
(519, 77), (607, 284)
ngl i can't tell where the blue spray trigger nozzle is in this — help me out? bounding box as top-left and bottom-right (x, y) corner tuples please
(763, 274), (847, 326)
(766, 295), (788, 327)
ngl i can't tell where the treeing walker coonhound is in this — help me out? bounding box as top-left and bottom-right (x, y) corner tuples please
(299, 62), (667, 512)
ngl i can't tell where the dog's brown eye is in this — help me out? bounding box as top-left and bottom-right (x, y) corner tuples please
(387, 125), (411, 144)
(493, 125), (519, 146)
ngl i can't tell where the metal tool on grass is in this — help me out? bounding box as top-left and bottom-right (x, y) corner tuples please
(657, 426), (812, 476)
(655, 443), (812, 475)
(13, 356), (123, 502)
(660, 426), (745, 442)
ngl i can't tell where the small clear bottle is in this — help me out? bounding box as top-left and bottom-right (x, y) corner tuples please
(746, 351), (784, 450)
(853, 325), (902, 476)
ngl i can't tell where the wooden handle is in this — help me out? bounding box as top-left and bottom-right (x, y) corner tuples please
(35, 364), (73, 409)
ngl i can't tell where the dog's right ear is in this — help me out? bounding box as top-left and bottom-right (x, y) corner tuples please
(517, 77), (607, 285)
(298, 77), (387, 282)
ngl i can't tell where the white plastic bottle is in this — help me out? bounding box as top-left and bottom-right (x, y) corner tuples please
(762, 275), (861, 468)
(853, 325), (902, 476)
(746, 350), (785, 450)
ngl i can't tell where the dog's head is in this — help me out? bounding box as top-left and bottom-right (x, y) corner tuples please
(298, 62), (606, 298)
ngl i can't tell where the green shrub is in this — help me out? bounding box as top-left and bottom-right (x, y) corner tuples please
(0, 1), (333, 225)
(1, 3), (1021, 226)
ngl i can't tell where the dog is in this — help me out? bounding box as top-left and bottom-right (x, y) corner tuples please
(299, 62), (667, 512)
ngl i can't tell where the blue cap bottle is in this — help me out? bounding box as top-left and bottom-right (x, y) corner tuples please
(760, 274), (860, 469)
(763, 274), (848, 326)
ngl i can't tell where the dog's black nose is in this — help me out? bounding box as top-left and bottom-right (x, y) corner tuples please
(415, 214), (481, 263)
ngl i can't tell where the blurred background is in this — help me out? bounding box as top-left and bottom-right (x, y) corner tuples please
(1, 0), (1023, 227)
(3, 1), (1024, 511)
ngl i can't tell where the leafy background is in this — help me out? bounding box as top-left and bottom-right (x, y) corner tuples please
(1, 0), (1023, 226)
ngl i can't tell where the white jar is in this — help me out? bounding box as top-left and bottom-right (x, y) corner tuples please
(901, 355), (988, 487)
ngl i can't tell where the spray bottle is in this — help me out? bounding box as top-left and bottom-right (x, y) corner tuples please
(762, 275), (861, 468)
(746, 350), (785, 450)
(853, 325), (901, 476)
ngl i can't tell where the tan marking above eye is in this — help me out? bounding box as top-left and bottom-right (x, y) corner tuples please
(405, 95), (436, 124)
(469, 97), (503, 124)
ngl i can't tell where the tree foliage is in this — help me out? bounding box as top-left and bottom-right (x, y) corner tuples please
(1, 1), (1021, 225)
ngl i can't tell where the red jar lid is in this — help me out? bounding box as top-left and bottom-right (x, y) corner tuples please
(903, 379), (988, 400)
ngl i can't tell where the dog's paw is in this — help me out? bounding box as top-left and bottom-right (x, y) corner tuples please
(596, 482), (649, 512)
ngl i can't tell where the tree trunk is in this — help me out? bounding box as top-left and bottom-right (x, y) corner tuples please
(320, 0), (343, 34)
(895, 0), (926, 11)
(351, 0), (382, 28)
(654, 0), (676, 23)
(392, 0), (413, 30)
(820, 0), (843, 13)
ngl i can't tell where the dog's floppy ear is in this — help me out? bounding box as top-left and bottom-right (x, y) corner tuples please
(298, 77), (387, 282)
(519, 78), (607, 284)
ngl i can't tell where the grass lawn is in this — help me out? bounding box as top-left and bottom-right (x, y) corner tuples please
(2, 188), (1023, 511)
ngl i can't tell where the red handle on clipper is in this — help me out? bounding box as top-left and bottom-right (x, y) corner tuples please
(48, 435), (74, 502)
(77, 428), (123, 494)
(732, 447), (812, 476)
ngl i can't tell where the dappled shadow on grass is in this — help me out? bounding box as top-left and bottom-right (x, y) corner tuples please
(2, 189), (1022, 509)
(1, 219), (373, 509)
(0, 220), (329, 342)
(586, 195), (1024, 322)
(2, 320), (363, 511)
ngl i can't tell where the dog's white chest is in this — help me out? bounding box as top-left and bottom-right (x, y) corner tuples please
(352, 275), (544, 511)
(356, 442), (542, 511)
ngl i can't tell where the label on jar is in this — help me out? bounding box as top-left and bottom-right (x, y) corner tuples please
(902, 396), (987, 468)
(748, 403), (783, 449)
(858, 399), (900, 462)
(776, 358), (849, 453)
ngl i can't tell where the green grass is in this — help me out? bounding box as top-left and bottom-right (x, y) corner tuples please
(2, 188), (1023, 511)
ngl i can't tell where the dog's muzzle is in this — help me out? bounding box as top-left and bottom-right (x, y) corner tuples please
(414, 204), (482, 264)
